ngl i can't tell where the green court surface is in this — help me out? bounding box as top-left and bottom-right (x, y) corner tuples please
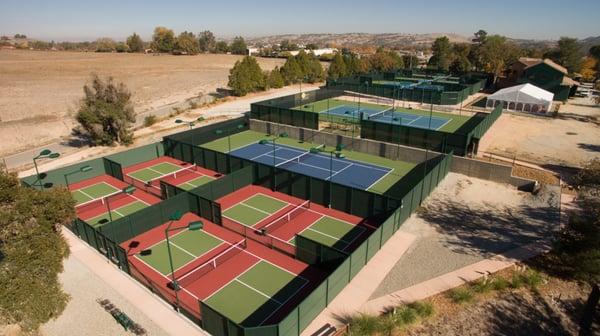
(127, 162), (183, 183)
(204, 260), (308, 326)
(222, 194), (288, 228)
(72, 182), (120, 205)
(87, 200), (149, 227)
(201, 130), (415, 194)
(293, 98), (471, 133)
(176, 175), (215, 191)
(137, 229), (224, 275)
(290, 216), (365, 251)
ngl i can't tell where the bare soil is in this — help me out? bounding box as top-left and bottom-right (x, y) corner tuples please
(403, 270), (597, 336)
(0, 50), (284, 156)
(478, 97), (600, 169)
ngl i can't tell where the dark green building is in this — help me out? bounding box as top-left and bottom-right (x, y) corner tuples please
(506, 58), (578, 102)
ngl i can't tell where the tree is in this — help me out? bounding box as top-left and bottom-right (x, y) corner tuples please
(115, 42), (129, 53)
(553, 37), (583, 74)
(469, 29), (488, 71)
(450, 43), (472, 73)
(0, 170), (74, 330)
(480, 35), (510, 79)
(198, 30), (216, 53)
(267, 67), (285, 89)
(306, 43), (319, 50)
(151, 26), (176, 53)
(215, 41), (229, 53)
(280, 56), (303, 84)
(280, 40), (299, 51)
(580, 57), (597, 81)
(74, 74), (136, 146)
(428, 36), (452, 71)
(227, 56), (266, 96)
(402, 55), (419, 69)
(13, 33), (27, 39)
(229, 36), (247, 55)
(126, 33), (144, 53)
(328, 53), (348, 79)
(293, 50), (324, 83)
(175, 31), (199, 55)
(95, 38), (116, 52)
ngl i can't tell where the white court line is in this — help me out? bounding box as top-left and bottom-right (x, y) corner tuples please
(250, 147), (286, 161)
(234, 279), (283, 305)
(132, 254), (199, 300)
(366, 168), (395, 190)
(203, 259), (262, 301)
(169, 241), (197, 258)
(77, 189), (95, 201)
(325, 163), (354, 181)
(435, 118), (452, 130)
(239, 202), (272, 216)
(405, 116), (423, 126)
(257, 275), (309, 326)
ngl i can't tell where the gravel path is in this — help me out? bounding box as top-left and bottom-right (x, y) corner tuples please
(370, 173), (560, 299)
(40, 255), (169, 336)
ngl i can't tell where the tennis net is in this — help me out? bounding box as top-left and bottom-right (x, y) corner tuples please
(367, 107), (395, 120)
(260, 200), (311, 234)
(178, 239), (247, 287)
(75, 189), (125, 213)
(125, 164), (202, 198)
(275, 145), (324, 168)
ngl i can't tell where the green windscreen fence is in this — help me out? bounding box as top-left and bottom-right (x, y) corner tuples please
(104, 142), (164, 169)
(165, 116), (250, 146)
(67, 218), (129, 273)
(21, 157), (107, 189)
(98, 192), (194, 244)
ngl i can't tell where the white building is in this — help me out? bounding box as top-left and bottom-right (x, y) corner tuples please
(246, 47), (260, 56)
(289, 48), (338, 57)
(486, 83), (554, 114)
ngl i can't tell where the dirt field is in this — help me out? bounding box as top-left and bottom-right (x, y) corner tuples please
(478, 97), (600, 168)
(0, 50), (284, 156)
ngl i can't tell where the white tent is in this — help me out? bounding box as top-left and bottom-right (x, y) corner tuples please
(486, 83), (554, 113)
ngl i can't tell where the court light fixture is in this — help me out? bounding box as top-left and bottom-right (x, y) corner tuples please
(64, 165), (93, 188)
(33, 149), (61, 190)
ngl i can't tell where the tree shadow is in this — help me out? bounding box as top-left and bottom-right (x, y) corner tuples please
(480, 290), (574, 335)
(417, 194), (560, 258)
(578, 143), (600, 153)
(556, 112), (600, 126)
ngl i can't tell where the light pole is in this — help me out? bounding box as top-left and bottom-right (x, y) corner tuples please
(105, 186), (136, 222)
(64, 165), (93, 188)
(319, 144), (344, 208)
(33, 149), (61, 189)
(165, 211), (203, 311)
(175, 117), (205, 130)
(215, 124), (245, 173)
(259, 133), (287, 191)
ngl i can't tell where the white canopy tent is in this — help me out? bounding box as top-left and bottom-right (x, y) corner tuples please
(486, 83), (554, 113)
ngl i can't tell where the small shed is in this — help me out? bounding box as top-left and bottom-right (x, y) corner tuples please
(486, 83), (554, 113)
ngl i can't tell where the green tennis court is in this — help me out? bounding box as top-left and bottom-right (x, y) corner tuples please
(127, 162), (183, 183)
(72, 182), (120, 205)
(290, 216), (365, 251)
(136, 228), (224, 275)
(204, 260), (308, 326)
(222, 194), (288, 228)
(86, 199), (150, 227)
(176, 175), (215, 191)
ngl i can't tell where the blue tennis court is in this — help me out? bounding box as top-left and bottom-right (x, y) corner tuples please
(230, 142), (392, 190)
(369, 110), (450, 130)
(319, 105), (385, 120)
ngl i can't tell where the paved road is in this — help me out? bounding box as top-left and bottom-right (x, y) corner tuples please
(3, 84), (318, 171)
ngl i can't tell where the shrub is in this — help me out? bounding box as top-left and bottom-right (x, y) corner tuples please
(448, 287), (474, 304)
(228, 56), (267, 96)
(347, 313), (379, 335)
(491, 277), (511, 291)
(472, 277), (494, 293)
(394, 306), (417, 325)
(522, 270), (544, 289)
(407, 301), (434, 318)
(510, 273), (525, 289)
(143, 115), (157, 127)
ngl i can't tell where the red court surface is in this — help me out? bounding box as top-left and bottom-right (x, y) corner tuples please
(218, 185), (376, 255)
(70, 174), (161, 223)
(122, 156), (222, 197)
(122, 212), (326, 322)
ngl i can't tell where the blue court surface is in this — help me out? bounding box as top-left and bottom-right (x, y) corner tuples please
(369, 111), (450, 130)
(320, 105), (389, 120)
(230, 142), (392, 190)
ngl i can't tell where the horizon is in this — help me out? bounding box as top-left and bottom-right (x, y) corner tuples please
(1, 0), (599, 42)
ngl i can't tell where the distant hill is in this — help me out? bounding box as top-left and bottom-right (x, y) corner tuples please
(244, 33), (472, 49)
(579, 36), (600, 54)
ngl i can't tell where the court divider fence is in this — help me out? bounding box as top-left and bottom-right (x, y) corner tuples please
(21, 157), (107, 189)
(159, 122), (453, 335)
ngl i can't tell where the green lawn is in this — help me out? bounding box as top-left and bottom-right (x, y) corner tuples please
(201, 130), (415, 194)
(292, 98), (471, 133)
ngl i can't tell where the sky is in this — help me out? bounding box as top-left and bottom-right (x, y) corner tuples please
(1, 0), (599, 41)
